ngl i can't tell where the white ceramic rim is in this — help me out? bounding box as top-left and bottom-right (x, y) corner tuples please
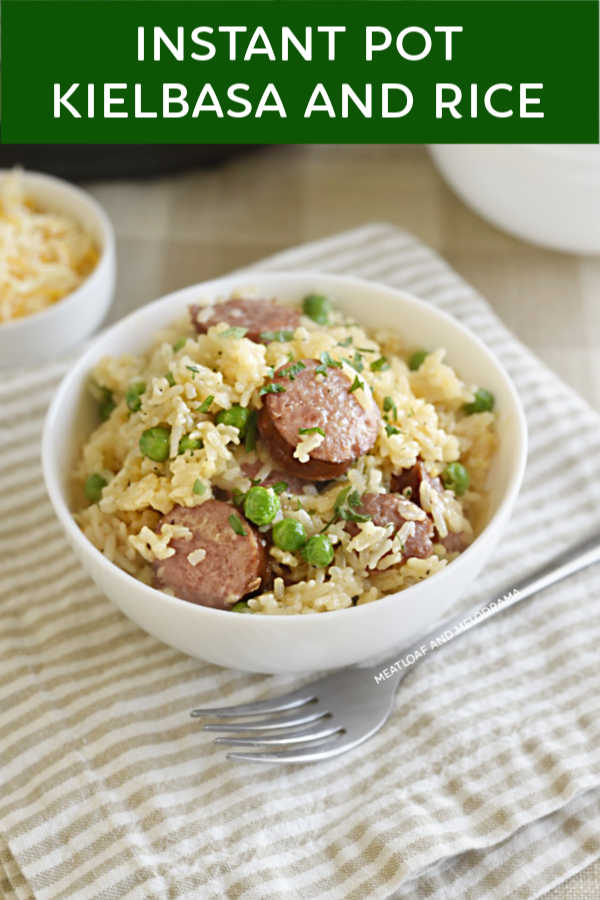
(42, 271), (528, 625)
(0, 169), (115, 333)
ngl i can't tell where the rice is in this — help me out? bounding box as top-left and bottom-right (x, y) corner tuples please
(0, 169), (98, 323)
(74, 296), (497, 614)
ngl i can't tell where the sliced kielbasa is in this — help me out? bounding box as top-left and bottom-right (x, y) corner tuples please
(190, 299), (301, 344)
(390, 459), (442, 505)
(391, 462), (469, 554)
(153, 500), (266, 609)
(258, 358), (380, 481)
(437, 531), (469, 553)
(347, 492), (434, 561)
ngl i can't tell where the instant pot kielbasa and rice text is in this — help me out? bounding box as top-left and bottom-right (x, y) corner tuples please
(75, 293), (497, 614)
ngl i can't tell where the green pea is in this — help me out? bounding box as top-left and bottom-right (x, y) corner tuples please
(84, 473), (107, 503)
(98, 387), (115, 421)
(216, 405), (251, 435)
(243, 485), (280, 526)
(125, 381), (146, 413)
(139, 426), (171, 462)
(464, 388), (495, 415)
(231, 600), (252, 613)
(302, 293), (331, 325)
(409, 349), (429, 371)
(303, 533), (334, 567)
(272, 518), (307, 552)
(178, 434), (203, 454)
(442, 462), (470, 496)
(173, 337), (187, 352)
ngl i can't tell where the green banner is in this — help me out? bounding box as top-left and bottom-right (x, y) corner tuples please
(1, 0), (598, 144)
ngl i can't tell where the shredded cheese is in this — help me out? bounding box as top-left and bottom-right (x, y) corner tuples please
(0, 170), (99, 323)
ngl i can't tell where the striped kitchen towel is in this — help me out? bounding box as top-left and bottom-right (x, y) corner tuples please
(1, 224), (599, 900)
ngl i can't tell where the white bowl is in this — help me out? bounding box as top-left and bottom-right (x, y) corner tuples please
(430, 145), (600, 255)
(42, 272), (527, 673)
(0, 170), (116, 367)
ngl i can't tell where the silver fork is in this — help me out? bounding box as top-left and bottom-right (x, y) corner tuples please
(191, 532), (600, 763)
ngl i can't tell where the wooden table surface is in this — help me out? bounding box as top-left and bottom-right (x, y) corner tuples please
(89, 144), (599, 900)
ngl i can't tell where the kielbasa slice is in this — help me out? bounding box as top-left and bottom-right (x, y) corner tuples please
(390, 460), (442, 505)
(153, 500), (266, 609)
(258, 358), (380, 481)
(190, 299), (301, 344)
(347, 492), (434, 561)
(391, 461), (468, 554)
(437, 531), (469, 553)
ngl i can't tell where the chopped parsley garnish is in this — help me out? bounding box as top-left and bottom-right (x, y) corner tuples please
(193, 479), (205, 495)
(371, 356), (390, 372)
(244, 410), (258, 451)
(229, 513), (247, 536)
(197, 394), (214, 413)
(315, 351), (343, 376)
(383, 396), (398, 420)
(298, 426), (326, 437)
(165, 371), (175, 387)
(385, 423), (402, 436)
(356, 347), (377, 353)
(186, 364), (201, 375)
(173, 337), (187, 352)
(402, 486), (413, 499)
(332, 485), (371, 524)
(348, 375), (363, 393)
(337, 336), (353, 347)
(272, 481), (288, 494)
(232, 489), (246, 507)
(259, 329), (295, 343)
(333, 485), (352, 514)
(219, 326), (247, 339)
(260, 383), (286, 396)
(278, 361), (306, 381)
(343, 352), (364, 373)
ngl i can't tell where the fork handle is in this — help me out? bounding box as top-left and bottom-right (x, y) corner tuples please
(371, 530), (600, 682)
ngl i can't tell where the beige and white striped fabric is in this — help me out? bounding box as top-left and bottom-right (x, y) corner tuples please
(1, 224), (600, 900)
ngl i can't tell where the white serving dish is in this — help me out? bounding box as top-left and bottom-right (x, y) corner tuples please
(0, 170), (116, 367)
(42, 272), (527, 673)
(430, 145), (600, 255)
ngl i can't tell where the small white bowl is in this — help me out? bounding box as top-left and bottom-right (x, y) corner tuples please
(430, 145), (600, 255)
(42, 272), (527, 673)
(0, 170), (116, 367)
